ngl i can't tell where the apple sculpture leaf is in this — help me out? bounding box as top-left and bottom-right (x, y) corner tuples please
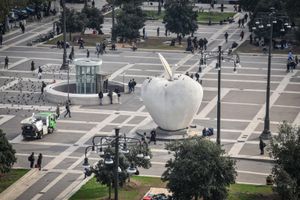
(141, 54), (203, 131)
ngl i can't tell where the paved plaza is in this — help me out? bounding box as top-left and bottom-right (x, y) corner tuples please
(0, 4), (300, 200)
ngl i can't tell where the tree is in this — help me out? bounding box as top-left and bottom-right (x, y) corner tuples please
(163, 0), (198, 38)
(81, 6), (104, 34)
(162, 137), (236, 200)
(91, 144), (151, 199)
(62, 8), (87, 40)
(269, 121), (300, 200)
(0, 129), (17, 174)
(114, 1), (146, 42)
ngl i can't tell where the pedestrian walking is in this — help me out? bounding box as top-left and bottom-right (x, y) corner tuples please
(98, 91), (103, 105)
(238, 19), (241, 28)
(92, 0), (95, 7)
(128, 80), (133, 93)
(40, 81), (46, 95)
(244, 13), (248, 22)
(31, 60), (35, 72)
(37, 153), (43, 170)
(86, 49), (90, 58)
(69, 52), (73, 63)
(241, 18), (245, 28)
(64, 100), (71, 118)
(240, 31), (244, 40)
(224, 32), (229, 43)
(132, 79), (136, 93)
(56, 104), (60, 119)
(38, 66), (43, 79)
(249, 34), (253, 44)
(28, 152), (35, 168)
(157, 27), (160, 37)
(259, 137), (266, 155)
(149, 129), (156, 145)
(195, 72), (200, 82)
(108, 90), (113, 104)
(141, 132), (147, 144)
(4, 56), (9, 69)
(142, 27), (145, 39)
(114, 88), (121, 104)
(203, 38), (208, 50)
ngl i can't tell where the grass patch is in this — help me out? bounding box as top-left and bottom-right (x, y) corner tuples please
(236, 40), (300, 54)
(105, 10), (235, 23)
(45, 33), (109, 46)
(197, 11), (235, 23)
(71, 176), (166, 200)
(136, 37), (185, 50)
(0, 169), (29, 193)
(71, 176), (278, 200)
(228, 184), (279, 200)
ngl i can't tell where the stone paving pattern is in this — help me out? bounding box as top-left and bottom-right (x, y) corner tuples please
(0, 1), (299, 200)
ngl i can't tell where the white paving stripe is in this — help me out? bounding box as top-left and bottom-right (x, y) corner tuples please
(228, 70), (297, 156)
(0, 114), (15, 125)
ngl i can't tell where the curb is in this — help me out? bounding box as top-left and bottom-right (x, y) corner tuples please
(0, 169), (39, 200)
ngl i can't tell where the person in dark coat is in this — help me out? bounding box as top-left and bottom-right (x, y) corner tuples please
(224, 32), (229, 43)
(108, 90), (113, 104)
(98, 91), (103, 105)
(149, 129), (156, 145)
(64, 100), (71, 118)
(31, 60), (35, 71)
(259, 137), (266, 155)
(4, 56), (9, 69)
(28, 152), (35, 168)
(37, 153), (43, 170)
(56, 104), (60, 119)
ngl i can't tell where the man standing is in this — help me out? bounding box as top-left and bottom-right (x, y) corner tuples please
(37, 153), (43, 170)
(56, 104), (60, 119)
(28, 152), (35, 168)
(132, 79), (136, 93)
(149, 129), (156, 145)
(259, 137), (266, 155)
(240, 31), (244, 40)
(98, 91), (103, 105)
(4, 56), (9, 69)
(40, 81), (46, 97)
(64, 100), (71, 118)
(86, 49), (90, 58)
(157, 27), (160, 37)
(224, 32), (229, 43)
(108, 90), (113, 104)
(31, 60), (35, 72)
(195, 72), (200, 82)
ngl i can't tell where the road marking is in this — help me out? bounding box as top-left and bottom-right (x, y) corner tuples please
(0, 79), (19, 92)
(0, 114), (15, 125)
(228, 70), (297, 156)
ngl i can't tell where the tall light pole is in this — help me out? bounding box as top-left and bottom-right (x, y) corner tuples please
(216, 45), (222, 145)
(199, 47), (240, 145)
(261, 10), (274, 140)
(114, 127), (120, 200)
(60, 0), (69, 102)
(111, 1), (116, 42)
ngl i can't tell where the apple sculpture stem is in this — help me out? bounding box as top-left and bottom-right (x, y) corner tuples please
(141, 54), (203, 132)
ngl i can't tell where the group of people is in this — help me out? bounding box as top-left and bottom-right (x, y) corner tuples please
(128, 79), (137, 93)
(28, 152), (43, 170)
(141, 129), (157, 145)
(95, 42), (107, 56)
(185, 71), (202, 84)
(186, 36), (208, 53)
(98, 88), (121, 105)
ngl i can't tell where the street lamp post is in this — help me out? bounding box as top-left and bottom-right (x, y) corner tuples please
(199, 46), (241, 145)
(216, 45), (222, 145)
(114, 128), (119, 200)
(261, 12), (274, 140)
(84, 128), (150, 200)
(252, 8), (291, 139)
(60, 0), (69, 102)
(111, 1), (116, 42)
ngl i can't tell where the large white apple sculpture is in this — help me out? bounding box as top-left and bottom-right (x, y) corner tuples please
(141, 53), (203, 131)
